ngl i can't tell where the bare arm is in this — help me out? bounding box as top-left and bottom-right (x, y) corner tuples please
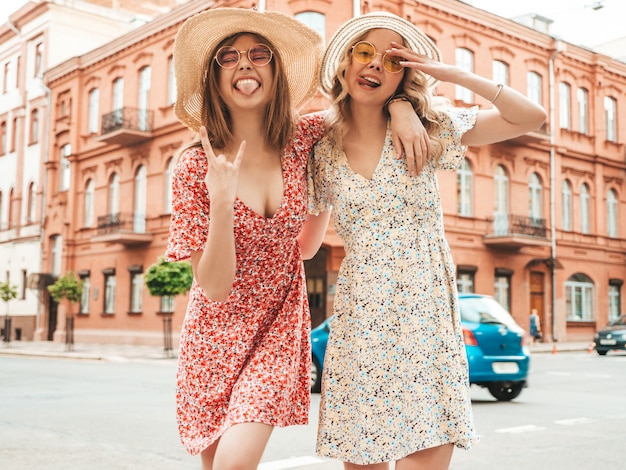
(387, 100), (430, 176)
(391, 42), (547, 146)
(298, 210), (331, 260)
(192, 127), (245, 301)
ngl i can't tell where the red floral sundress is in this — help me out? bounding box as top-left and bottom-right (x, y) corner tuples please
(165, 113), (325, 455)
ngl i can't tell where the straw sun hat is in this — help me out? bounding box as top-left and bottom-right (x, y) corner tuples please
(174, 8), (324, 133)
(319, 11), (442, 95)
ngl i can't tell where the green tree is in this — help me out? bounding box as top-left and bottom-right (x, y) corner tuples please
(47, 272), (83, 309)
(0, 281), (18, 317)
(144, 258), (193, 300)
(145, 258), (192, 357)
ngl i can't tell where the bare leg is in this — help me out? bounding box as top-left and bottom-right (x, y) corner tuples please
(206, 422), (273, 470)
(200, 440), (219, 470)
(344, 462), (389, 470)
(395, 444), (454, 470)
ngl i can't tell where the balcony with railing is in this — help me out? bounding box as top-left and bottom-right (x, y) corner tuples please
(96, 107), (154, 146)
(93, 212), (152, 245)
(483, 213), (551, 250)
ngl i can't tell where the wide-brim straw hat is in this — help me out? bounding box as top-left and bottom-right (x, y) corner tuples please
(319, 11), (442, 95)
(174, 8), (323, 133)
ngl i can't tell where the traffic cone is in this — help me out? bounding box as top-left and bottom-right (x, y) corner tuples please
(552, 342), (557, 354)
(587, 342), (595, 353)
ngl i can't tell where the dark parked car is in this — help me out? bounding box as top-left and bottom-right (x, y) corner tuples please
(594, 315), (626, 355)
(310, 294), (530, 401)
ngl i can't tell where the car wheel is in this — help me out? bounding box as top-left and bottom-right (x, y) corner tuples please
(596, 350), (608, 356)
(311, 356), (322, 393)
(487, 381), (524, 401)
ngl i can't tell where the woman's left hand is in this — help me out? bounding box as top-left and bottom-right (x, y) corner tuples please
(388, 100), (430, 176)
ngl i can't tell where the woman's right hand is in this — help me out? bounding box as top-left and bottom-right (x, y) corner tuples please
(199, 126), (245, 205)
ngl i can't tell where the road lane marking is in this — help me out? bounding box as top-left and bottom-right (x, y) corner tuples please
(495, 424), (545, 433)
(554, 418), (593, 425)
(259, 456), (326, 470)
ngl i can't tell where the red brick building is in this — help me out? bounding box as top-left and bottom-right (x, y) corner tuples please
(31, 0), (626, 346)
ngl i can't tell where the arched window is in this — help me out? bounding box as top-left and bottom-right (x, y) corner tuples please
(167, 56), (176, 105)
(604, 96), (617, 142)
(88, 88), (99, 134)
(134, 166), (147, 232)
(493, 165), (509, 235)
(607, 189), (618, 238)
(577, 88), (589, 134)
(580, 183), (590, 234)
(1, 121), (6, 153)
(138, 66), (151, 131)
(455, 48), (474, 103)
(492, 60), (509, 86)
(59, 144), (71, 192)
(527, 71), (542, 105)
(561, 180), (572, 231)
(164, 157), (174, 214)
(565, 273), (594, 322)
(457, 159), (473, 216)
(7, 188), (14, 228)
(50, 234), (63, 276)
(84, 179), (95, 227)
(30, 109), (39, 144)
(26, 182), (36, 223)
(559, 82), (571, 130)
(295, 11), (326, 40)
(108, 173), (120, 216)
(529, 173), (542, 220)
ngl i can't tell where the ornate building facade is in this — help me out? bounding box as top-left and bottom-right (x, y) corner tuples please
(3, 0), (625, 346)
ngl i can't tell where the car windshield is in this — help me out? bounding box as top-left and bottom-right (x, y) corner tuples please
(459, 296), (519, 328)
(609, 315), (626, 326)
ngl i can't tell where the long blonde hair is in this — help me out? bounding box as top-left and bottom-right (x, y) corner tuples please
(325, 30), (444, 157)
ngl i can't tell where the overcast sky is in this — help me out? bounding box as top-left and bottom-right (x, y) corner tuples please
(465, 0), (626, 48)
(2, 0), (625, 49)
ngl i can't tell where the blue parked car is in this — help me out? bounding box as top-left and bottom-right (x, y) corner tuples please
(310, 293), (530, 401)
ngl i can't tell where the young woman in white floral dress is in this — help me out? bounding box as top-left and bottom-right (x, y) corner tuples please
(309, 12), (547, 470)
(166, 8), (432, 470)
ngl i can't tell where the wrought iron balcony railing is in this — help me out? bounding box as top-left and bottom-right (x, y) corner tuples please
(101, 107), (154, 134)
(484, 213), (550, 249)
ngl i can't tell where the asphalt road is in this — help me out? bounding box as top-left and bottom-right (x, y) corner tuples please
(1, 350), (624, 469)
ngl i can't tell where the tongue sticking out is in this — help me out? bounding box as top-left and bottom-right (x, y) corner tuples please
(236, 79), (260, 95)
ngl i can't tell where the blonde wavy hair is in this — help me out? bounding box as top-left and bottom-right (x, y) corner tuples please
(324, 31), (444, 158)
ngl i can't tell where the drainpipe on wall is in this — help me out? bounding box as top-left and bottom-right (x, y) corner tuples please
(548, 40), (563, 343)
(353, 0), (360, 17)
(258, 0), (266, 11)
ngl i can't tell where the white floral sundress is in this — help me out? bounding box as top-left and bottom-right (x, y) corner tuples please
(308, 106), (480, 464)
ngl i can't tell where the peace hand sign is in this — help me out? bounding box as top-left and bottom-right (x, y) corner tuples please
(199, 126), (246, 206)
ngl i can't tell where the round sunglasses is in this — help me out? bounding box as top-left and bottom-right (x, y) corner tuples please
(214, 43), (274, 69)
(351, 41), (404, 74)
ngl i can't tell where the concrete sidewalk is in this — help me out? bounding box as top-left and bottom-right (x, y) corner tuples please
(0, 338), (593, 361)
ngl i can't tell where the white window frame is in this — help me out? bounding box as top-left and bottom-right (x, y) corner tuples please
(565, 276), (594, 322)
(527, 71), (542, 105)
(455, 48), (474, 103)
(529, 173), (543, 220)
(580, 183), (590, 234)
(84, 179), (94, 227)
(562, 180), (572, 231)
(104, 274), (116, 314)
(577, 87), (589, 134)
(604, 96), (617, 142)
(130, 272), (143, 313)
(559, 82), (571, 130)
(607, 189), (618, 238)
(457, 159), (473, 217)
(133, 166), (147, 232)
